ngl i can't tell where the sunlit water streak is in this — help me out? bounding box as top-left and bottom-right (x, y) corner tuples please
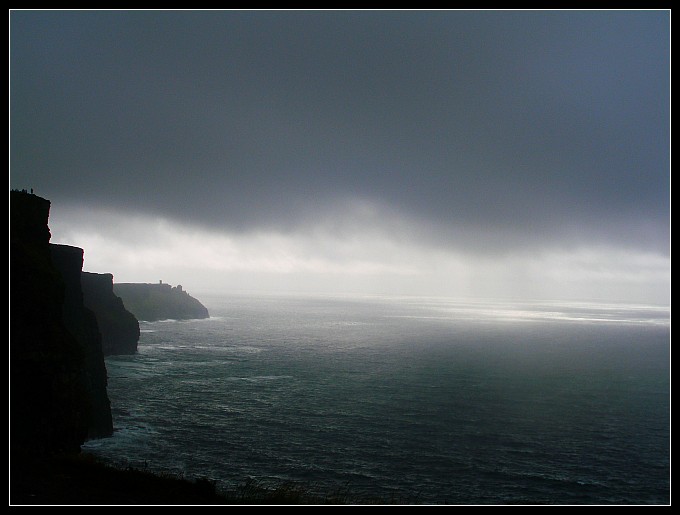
(83, 294), (670, 504)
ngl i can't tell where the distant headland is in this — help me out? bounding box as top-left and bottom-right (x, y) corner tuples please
(114, 281), (209, 322)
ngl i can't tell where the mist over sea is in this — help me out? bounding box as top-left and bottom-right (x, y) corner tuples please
(83, 294), (670, 504)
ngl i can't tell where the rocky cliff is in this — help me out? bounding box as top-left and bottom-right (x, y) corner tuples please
(11, 191), (93, 454)
(49, 245), (114, 439)
(81, 272), (140, 355)
(114, 282), (209, 321)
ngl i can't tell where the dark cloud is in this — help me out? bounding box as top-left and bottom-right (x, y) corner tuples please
(10, 10), (670, 254)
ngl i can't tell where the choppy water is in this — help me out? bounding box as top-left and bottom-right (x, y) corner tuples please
(83, 294), (670, 504)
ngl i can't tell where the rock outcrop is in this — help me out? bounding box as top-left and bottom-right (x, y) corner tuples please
(11, 191), (94, 454)
(114, 282), (209, 321)
(81, 272), (140, 356)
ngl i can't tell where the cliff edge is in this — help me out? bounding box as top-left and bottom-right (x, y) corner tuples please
(10, 191), (95, 453)
(49, 245), (114, 439)
(81, 272), (140, 355)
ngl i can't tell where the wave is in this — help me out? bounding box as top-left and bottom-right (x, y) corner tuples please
(225, 375), (293, 383)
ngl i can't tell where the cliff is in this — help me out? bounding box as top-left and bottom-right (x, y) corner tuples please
(114, 282), (209, 321)
(81, 272), (140, 355)
(49, 245), (114, 439)
(11, 191), (92, 454)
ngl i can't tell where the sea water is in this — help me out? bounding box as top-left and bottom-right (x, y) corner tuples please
(82, 294), (670, 504)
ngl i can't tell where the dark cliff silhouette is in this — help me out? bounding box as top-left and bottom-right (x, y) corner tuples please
(81, 272), (140, 355)
(10, 191), (96, 454)
(10, 191), (229, 504)
(114, 282), (209, 321)
(49, 245), (113, 438)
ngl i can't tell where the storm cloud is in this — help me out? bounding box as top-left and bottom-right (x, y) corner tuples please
(10, 10), (670, 302)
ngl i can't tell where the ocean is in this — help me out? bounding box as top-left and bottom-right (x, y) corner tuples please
(82, 293), (670, 504)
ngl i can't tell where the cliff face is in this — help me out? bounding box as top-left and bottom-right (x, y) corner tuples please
(114, 283), (209, 322)
(81, 272), (140, 356)
(10, 191), (90, 454)
(50, 245), (114, 439)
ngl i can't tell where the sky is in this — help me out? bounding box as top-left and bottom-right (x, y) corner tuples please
(10, 10), (670, 304)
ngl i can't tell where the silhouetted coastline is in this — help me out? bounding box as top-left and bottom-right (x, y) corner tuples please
(10, 190), (221, 505)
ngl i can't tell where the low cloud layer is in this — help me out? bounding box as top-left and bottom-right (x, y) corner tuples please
(48, 204), (669, 304)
